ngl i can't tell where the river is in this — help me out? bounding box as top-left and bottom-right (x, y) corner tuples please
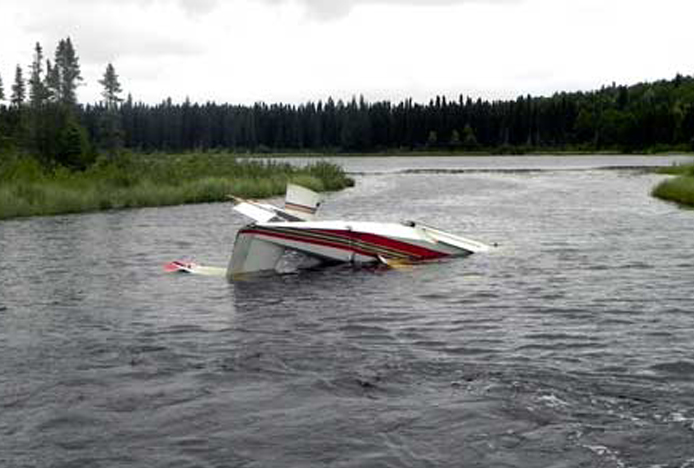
(1, 155), (694, 467)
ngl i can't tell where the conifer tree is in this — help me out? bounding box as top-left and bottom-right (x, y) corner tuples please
(99, 63), (123, 109)
(29, 42), (48, 106)
(462, 123), (478, 149)
(449, 129), (461, 147)
(59, 112), (92, 169)
(0, 68), (5, 101)
(11, 65), (26, 107)
(98, 63), (124, 156)
(45, 59), (60, 102)
(27, 45), (62, 161)
(427, 130), (438, 147)
(54, 37), (83, 106)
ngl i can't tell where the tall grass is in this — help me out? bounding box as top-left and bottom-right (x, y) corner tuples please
(652, 176), (694, 207)
(652, 162), (694, 207)
(655, 163), (694, 176)
(0, 152), (354, 220)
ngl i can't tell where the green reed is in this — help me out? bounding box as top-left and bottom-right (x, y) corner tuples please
(0, 152), (354, 220)
(652, 175), (694, 207)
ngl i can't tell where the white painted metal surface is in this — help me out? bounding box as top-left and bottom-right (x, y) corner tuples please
(225, 185), (492, 277)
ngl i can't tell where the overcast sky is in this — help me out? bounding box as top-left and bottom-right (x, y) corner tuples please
(1, 0), (692, 105)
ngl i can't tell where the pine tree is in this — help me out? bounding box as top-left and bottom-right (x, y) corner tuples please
(45, 59), (60, 102)
(449, 129), (461, 148)
(29, 42), (48, 106)
(98, 63), (124, 156)
(11, 65), (26, 107)
(59, 113), (92, 169)
(462, 123), (478, 149)
(0, 68), (5, 101)
(99, 63), (123, 109)
(54, 37), (83, 106)
(27, 44), (64, 160)
(427, 130), (438, 147)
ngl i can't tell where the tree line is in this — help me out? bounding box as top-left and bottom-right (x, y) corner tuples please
(92, 80), (694, 154)
(1, 38), (693, 171)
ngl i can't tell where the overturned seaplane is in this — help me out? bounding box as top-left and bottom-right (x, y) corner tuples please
(166, 184), (491, 279)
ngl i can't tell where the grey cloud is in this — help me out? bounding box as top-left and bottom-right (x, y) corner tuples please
(176, 0), (220, 16)
(78, 30), (203, 63)
(264, 0), (521, 19)
(11, 0), (217, 67)
(16, 0), (219, 17)
(24, 11), (203, 64)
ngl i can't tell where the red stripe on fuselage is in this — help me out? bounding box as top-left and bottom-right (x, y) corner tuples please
(240, 227), (447, 260)
(311, 229), (447, 259)
(240, 227), (379, 259)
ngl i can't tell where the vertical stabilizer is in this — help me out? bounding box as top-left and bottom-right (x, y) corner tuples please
(284, 184), (322, 220)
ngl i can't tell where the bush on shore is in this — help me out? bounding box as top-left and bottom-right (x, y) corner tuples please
(652, 176), (694, 207)
(652, 163), (694, 207)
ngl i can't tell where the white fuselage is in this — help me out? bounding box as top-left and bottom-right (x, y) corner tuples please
(227, 220), (490, 277)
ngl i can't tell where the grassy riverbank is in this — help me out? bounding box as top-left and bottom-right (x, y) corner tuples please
(0, 153), (354, 220)
(652, 163), (694, 207)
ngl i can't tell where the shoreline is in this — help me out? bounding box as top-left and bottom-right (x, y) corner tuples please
(0, 154), (354, 221)
(3, 152), (693, 221)
(208, 149), (694, 159)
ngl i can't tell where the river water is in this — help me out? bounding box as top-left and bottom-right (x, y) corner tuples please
(1, 155), (694, 467)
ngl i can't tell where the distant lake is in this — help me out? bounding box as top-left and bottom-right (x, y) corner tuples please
(2, 155), (694, 467)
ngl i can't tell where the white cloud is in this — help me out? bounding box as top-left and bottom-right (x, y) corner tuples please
(263, 0), (520, 19)
(176, 0), (220, 15)
(20, 3), (204, 64)
(1, 0), (693, 105)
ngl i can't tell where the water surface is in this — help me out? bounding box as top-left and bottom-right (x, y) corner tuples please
(2, 156), (694, 467)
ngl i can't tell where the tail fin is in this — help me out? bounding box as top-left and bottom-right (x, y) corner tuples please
(284, 184), (322, 221)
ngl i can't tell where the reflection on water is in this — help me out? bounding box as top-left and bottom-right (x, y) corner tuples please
(2, 156), (694, 467)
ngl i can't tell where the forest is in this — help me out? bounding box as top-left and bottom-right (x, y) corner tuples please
(1, 38), (694, 169)
(105, 78), (694, 155)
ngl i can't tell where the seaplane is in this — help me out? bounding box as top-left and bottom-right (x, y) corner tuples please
(165, 184), (492, 279)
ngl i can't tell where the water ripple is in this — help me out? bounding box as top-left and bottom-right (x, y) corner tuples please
(2, 158), (694, 467)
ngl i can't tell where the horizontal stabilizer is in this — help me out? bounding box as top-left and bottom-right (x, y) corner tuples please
(164, 260), (227, 277)
(231, 195), (304, 223)
(232, 198), (280, 223)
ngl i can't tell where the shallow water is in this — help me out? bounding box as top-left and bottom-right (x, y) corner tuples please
(2, 156), (694, 467)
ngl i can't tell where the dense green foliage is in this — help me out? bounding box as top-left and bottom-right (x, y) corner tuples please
(652, 163), (694, 206)
(0, 153), (354, 220)
(84, 76), (694, 154)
